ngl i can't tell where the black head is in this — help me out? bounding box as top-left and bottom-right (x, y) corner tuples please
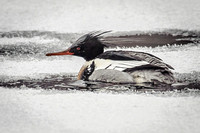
(46, 31), (110, 61)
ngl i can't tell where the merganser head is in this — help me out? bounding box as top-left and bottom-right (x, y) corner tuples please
(46, 31), (110, 61)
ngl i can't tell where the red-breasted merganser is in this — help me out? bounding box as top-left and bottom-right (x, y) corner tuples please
(46, 31), (175, 86)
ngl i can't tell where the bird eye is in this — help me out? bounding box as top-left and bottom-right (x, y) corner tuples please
(76, 47), (81, 50)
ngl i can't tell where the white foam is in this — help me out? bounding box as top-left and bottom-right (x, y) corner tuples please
(0, 37), (60, 45)
(0, 57), (84, 77)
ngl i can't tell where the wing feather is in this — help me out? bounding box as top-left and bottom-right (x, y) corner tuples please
(97, 51), (174, 70)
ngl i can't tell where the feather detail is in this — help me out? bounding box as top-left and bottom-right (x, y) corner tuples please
(97, 51), (174, 70)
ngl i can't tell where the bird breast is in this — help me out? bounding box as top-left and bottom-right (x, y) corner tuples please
(77, 58), (148, 80)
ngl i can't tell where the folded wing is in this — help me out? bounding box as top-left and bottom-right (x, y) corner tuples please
(97, 50), (174, 70)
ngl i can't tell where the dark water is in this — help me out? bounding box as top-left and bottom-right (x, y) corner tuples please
(0, 30), (200, 92)
(1, 73), (200, 92)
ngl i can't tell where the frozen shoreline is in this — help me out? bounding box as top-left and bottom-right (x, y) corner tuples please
(0, 88), (200, 133)
(1, 0), (200, 32)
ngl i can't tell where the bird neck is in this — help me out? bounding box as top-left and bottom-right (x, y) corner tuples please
(83, 48), (104, 61)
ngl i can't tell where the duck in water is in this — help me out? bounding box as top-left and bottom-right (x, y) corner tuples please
(46, 31), (175, 88)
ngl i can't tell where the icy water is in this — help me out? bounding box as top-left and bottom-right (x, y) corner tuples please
(0, 30), (200, 133)
(1, 0), (200, 132)
(0, 30), (200, 90)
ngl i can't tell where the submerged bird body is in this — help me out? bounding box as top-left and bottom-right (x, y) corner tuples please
(77, 51), (175, 85)
(46, 32), (175, 86)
